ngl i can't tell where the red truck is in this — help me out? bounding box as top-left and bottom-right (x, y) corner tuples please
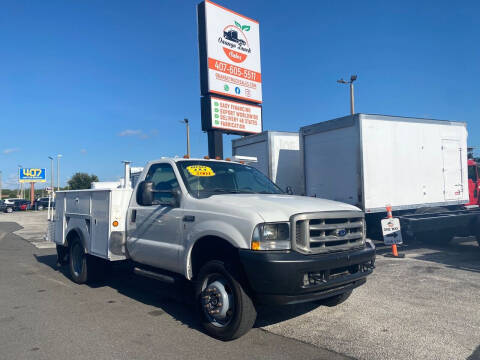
(468, 159), (480, 206)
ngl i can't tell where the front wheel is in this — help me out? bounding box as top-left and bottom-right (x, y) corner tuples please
(6, 207), (13, 213)
(195, 260), (257, 341)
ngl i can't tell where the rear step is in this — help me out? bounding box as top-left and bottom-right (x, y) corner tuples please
(133, 267), (175, 284)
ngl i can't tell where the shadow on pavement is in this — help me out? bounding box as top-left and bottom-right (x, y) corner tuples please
(377, 237), (480, 273)
(33, 253), (320, 332)
(467, 345), (480, 360)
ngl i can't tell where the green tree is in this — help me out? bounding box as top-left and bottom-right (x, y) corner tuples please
(67, 173), (99, 190)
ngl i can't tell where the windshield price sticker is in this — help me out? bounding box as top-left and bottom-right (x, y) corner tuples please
(187, 165), (216, 177)
(381, 218), (403, 245)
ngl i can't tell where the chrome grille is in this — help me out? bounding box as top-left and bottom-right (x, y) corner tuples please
(291, 211), (365, 254)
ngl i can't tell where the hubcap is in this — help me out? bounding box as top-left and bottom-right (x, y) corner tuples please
(201, 276), (234, 327)
(71, 243), (84, 276)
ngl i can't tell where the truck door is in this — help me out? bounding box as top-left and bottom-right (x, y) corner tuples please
(442, 139), (464, 201)
(126, 163), (183, 273)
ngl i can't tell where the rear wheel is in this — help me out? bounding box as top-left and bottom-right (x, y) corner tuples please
(6, 207), (13, 213)
(68, 238), (96, 284)
(56, 245), (69, 265)
(37, 205), (44, 211)
(195, 260), (256, 341)
(318, 290), (352, 307)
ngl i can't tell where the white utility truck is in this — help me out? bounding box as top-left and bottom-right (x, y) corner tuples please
(52, 158), (375, 340)
(233, 114), (480, 243)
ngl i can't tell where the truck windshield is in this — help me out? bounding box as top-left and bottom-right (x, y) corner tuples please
(176, 160), (283, 199)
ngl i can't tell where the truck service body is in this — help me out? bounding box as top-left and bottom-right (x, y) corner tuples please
(52, 158), (375, 340)
(232, 114), (480, 244)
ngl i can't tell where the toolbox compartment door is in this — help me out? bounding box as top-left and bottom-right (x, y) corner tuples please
(91, 191), (110, 257)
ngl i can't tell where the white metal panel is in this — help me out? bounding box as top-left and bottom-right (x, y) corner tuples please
(65, 191), (91, 214)
(91, 191), (110, 257)
(360, 116), (468, 211)
(442, 139), (464, 200)
(270, 133), (303, 193)
(108, 188), (132, 260)
(54, 193), (65, 245)
(303, 124), (360, 205)
(232, 137), (269, 176)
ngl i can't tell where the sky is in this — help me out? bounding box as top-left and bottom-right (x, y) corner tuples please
(1, 0), (479, 189)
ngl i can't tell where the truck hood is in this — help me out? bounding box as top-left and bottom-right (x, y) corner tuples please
(204, 194), (361, 222)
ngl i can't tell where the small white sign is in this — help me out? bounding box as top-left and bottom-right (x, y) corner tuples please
(210, 96), (262, 134)
(381, 218), (403, 245)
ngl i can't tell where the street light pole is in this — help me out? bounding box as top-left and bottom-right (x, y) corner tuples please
(48, 156), (54, 192)
(180, 118), (190, 157)
(56, 154), (62, 191)
(0, 171), (2, 200)
(337, 75), (357, 115)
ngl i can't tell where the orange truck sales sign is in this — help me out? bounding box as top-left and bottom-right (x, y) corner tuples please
(199, 0), (262, 103)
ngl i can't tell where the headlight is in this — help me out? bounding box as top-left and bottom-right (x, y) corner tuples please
(251, 223), (290, 250)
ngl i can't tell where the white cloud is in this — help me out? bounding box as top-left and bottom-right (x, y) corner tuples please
(2, 148), (19, 154)
(118, 129), (142, 137)
(118, 129), (157, 139)
(80, 149), (87, 154)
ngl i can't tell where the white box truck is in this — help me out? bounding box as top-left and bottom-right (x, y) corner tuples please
(232, 131), (304, 194)
(51, 158), (375, 340)
(233, 115), (480, 243)
(301, 114), (480, 242)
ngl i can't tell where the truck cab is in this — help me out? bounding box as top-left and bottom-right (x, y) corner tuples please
(53, 158), (375, 340)
(468, 159), (480, 205)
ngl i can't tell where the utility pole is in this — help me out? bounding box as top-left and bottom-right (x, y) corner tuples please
(0, 171), (2, 200)
(337, 75), (357, 115)
(57, 154), (62, 191)
(180, 118), (191, 157)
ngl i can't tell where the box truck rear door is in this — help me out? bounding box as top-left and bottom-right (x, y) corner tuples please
(442, 139), (464, 200)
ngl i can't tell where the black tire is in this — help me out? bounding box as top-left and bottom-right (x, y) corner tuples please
(195, 260), (256, 341)
(68, 238), (95, 284)
(318, 290), (352, 307)
(56, 245), (69, 265)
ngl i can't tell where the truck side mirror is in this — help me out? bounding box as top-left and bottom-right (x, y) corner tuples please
(286, 186), (294, 195)
(137, 181), (153, 206)
(169, 188), (182, 208)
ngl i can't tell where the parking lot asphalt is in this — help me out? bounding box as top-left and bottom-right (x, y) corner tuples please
(1, 211), (480, 360)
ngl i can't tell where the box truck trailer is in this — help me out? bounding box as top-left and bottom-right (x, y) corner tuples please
(232, 114), (480, 244)
(232, 131), (304, 194)
(51, 158), (375, 340)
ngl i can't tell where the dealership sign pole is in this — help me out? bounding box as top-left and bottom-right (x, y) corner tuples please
(197, 0), (263, 158)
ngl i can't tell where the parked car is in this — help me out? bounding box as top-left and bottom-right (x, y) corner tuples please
(0, 200), (14, 213)
(3, 198), (17, 206)
(12, 199), (31, 211)
(34, 197), (54, 210)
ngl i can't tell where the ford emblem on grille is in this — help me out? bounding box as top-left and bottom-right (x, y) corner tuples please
(336, 229), (347, 237)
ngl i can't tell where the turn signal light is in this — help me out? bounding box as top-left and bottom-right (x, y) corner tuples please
(183, 155), (190, 159)
(204, 156), (210, 159)
(251, 241), (260, 250)
(225, 158), (231, 161)
(112, 220), (119, 227)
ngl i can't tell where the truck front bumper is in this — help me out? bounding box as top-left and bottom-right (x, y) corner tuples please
(238, 244), (375, 306)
